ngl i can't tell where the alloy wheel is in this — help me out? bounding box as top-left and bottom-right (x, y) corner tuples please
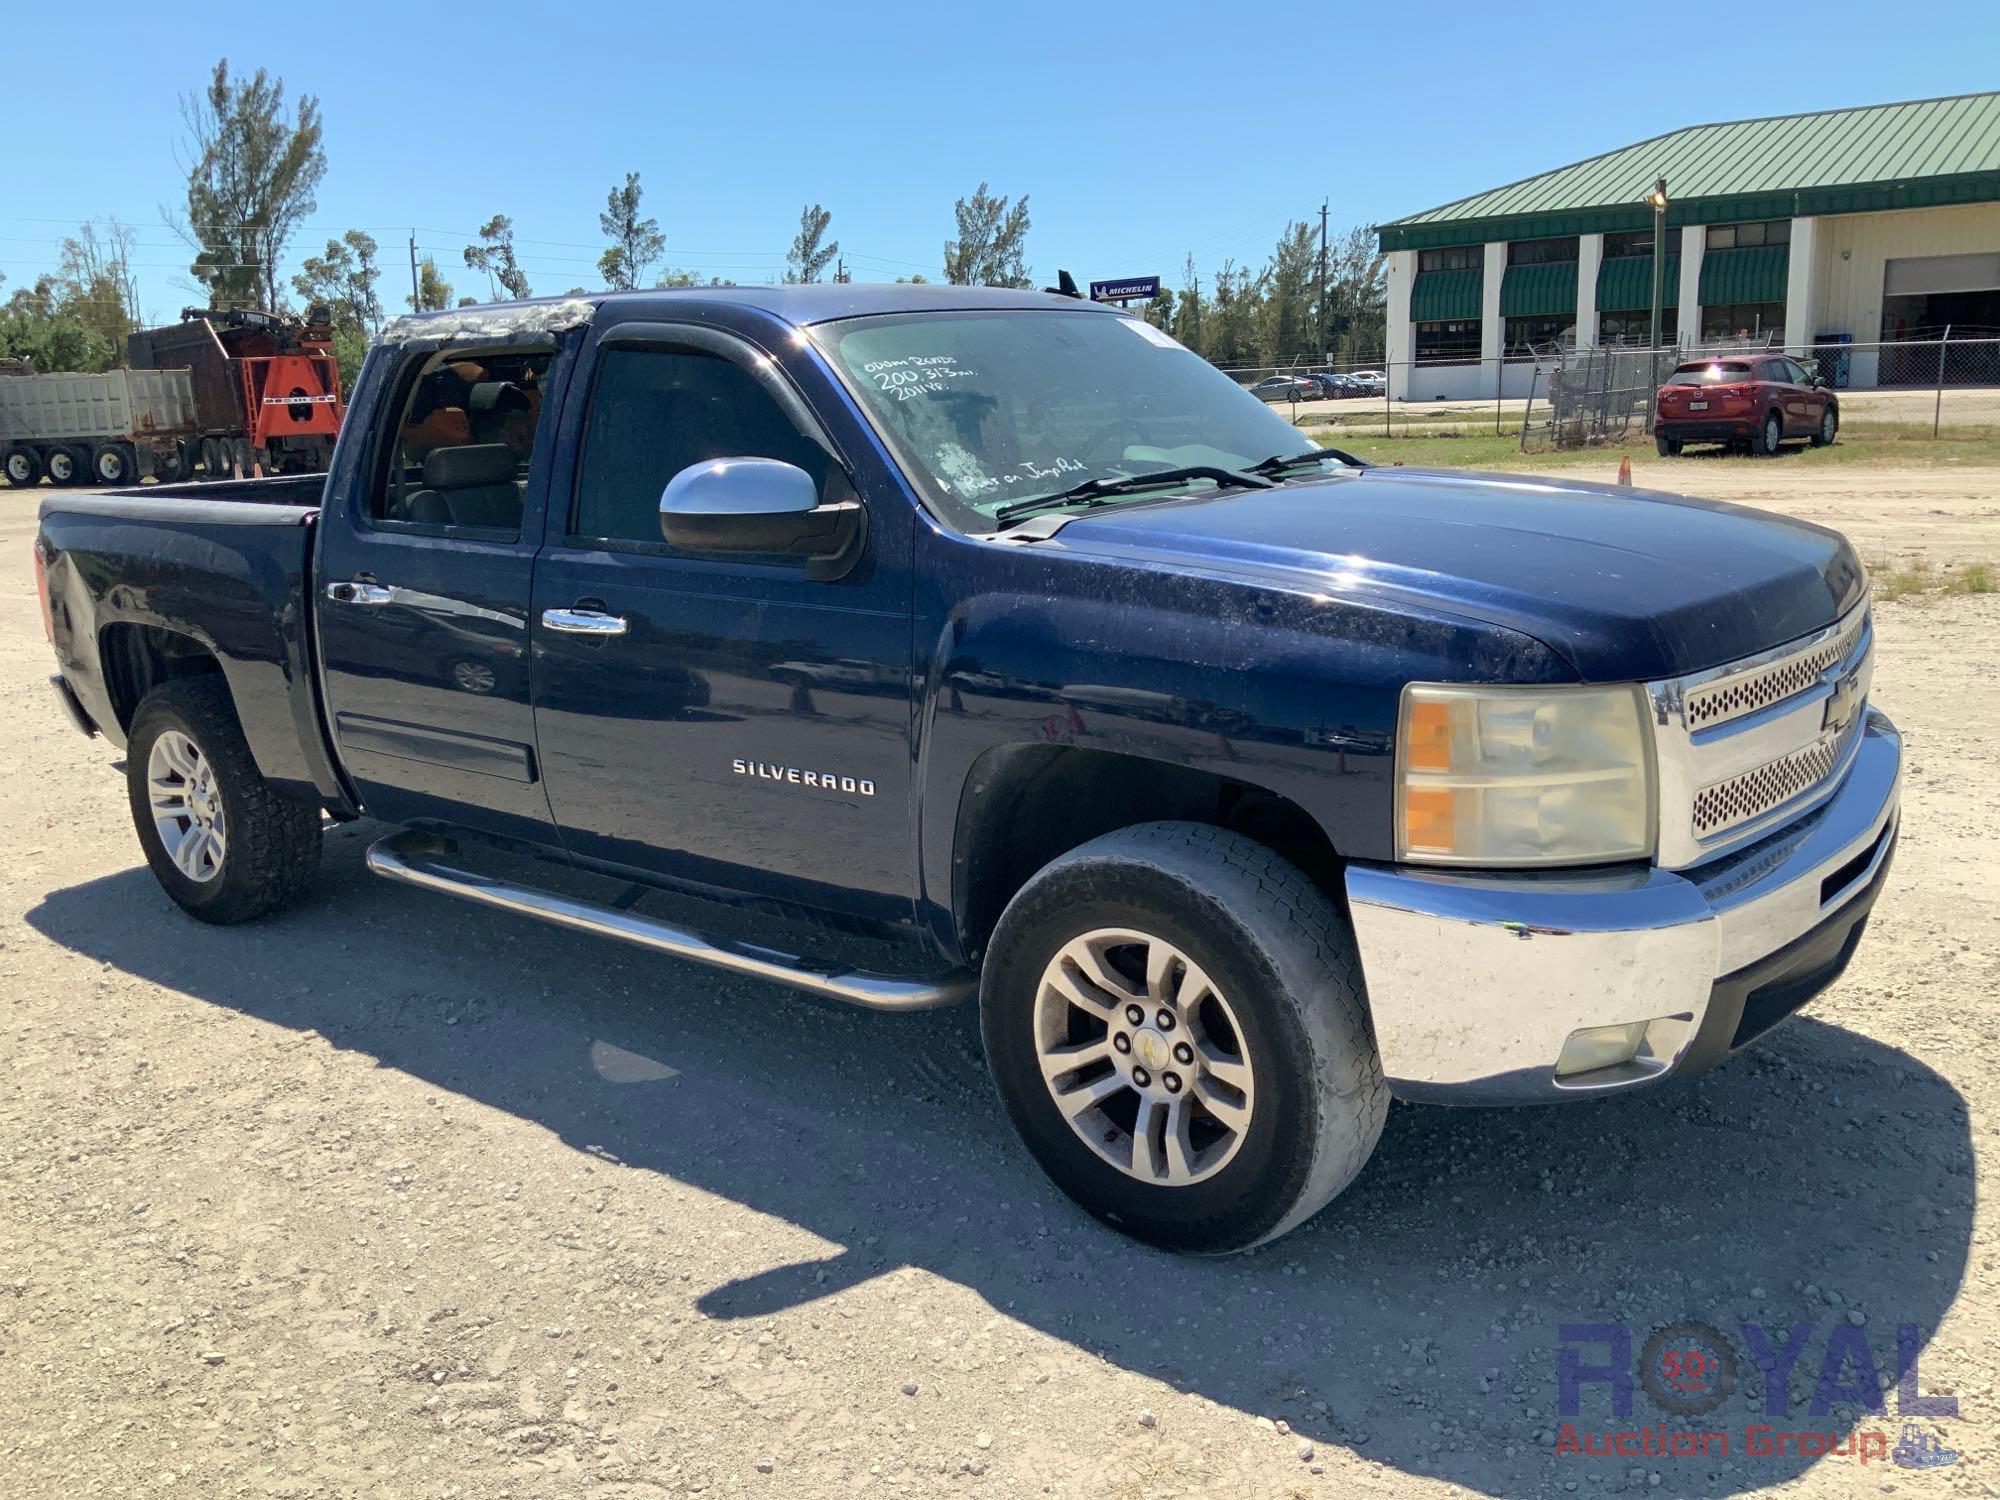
(147, 729), (227, 883)
(1033, 927), (1256, 1186)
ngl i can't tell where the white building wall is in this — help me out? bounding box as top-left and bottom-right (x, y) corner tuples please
(1479, 241), (1506, 396)
(1384, 249), (1415, 400)
(1677, 224), (1705, 343)
(1575, 233), (1602, 347)
(1809, 201), (2000, 386)
(1784, 216), (1819, 354)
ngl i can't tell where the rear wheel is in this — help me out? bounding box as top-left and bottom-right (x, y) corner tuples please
(92, 443), (134, 485)
(125, 677), (322, 924)
(1810, 404), (1838, 447)
(43, 446), (86, 486)
(1655, 434), (1681, 457)
(2, 447), (38, 487)
(1755, 411), (1783, 456)
(980, 822), (1386, 1253)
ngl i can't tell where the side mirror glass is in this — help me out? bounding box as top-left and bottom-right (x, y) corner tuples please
(658, 457), (865, 579)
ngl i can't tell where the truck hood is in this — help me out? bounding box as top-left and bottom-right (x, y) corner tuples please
(1045, 467), (1867, 681)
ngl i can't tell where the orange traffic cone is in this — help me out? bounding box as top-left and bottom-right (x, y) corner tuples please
(1616, 454), (1632, 485)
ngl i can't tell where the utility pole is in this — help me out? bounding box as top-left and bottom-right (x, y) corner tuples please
(408, 232), (420, 312)
(1318, 199), (1330, 363)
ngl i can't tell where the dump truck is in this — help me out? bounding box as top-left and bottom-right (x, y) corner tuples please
(125, 305), (345, 479)
(0, 366), (200, 487)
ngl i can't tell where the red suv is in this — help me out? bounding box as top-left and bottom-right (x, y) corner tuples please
(1653, 355), (1838, 456)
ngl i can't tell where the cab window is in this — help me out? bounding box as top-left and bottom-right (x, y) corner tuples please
(571, 346), (839, 551)
(373, 349), (553, 533)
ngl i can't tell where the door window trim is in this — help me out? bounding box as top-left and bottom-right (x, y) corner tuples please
(361, 342), (558, 544)
(563, 320), (857, 559)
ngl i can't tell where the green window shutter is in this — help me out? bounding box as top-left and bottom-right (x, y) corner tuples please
(1498, 259), (1578, 317)
(1699, 244), (1789, 305)
(1595, 254), (1679, 311)
(1410, 267), (1482, 322)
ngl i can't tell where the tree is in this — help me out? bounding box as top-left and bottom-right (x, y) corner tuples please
(942, 183), (1031, 288)
(294, 230), (382, 330)
(57, 219), (142, 361)
(409, 257), (453, 312)
(1142, 286), (1174, 331)
(0, 277), (115, 372)
(294, 230), (382, 386)
(173, 59), (326, 310)
(597, 173), (664, 290)
(784, 203), (839, 284)
(1323, 224), (1388, 365)
(464, 214), (532, 301)
(1260, 220), (1321, 364)
(1172, 253), (1204, 353)
(1206, 258), (1269, 367)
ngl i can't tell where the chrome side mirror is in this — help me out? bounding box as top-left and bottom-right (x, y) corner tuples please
(658, 457), (865, 580)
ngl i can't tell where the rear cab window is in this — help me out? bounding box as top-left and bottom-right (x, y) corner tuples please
(373, 349), (554, 535)
(1670, 362), (1753, 386)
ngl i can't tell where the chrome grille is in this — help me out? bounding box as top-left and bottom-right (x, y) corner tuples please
(1647, 602), (1872, 868)
(1691, 713), (1860, 839)
(1684, 608), (1867, 730)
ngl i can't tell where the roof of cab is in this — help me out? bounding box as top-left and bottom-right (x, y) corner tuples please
(378, 283), (1115, 344)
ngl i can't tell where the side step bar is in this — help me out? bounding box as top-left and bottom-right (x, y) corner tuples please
(365, 829), (975, 1011)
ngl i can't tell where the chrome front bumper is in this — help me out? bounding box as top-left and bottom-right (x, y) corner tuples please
(1345, 707), (1900, 1104)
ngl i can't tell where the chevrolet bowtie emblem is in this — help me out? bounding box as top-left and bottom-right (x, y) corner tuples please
(1822, 670), (1862, 736)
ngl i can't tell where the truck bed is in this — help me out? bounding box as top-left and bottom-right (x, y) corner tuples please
(104, 472), (327, 509)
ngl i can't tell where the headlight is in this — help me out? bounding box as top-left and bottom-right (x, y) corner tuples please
(1395, 683), (1655, 866)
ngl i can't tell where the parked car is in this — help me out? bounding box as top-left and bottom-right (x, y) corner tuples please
(1346, 370), (1386, 397)
(38, 286), (1898, 1254)
(1654, 354), (1838, 456)
(1304, 373), (1356, 399)
(1249, 374), (1316, 403)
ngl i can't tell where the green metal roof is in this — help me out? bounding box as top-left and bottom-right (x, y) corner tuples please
(1380, 92), (2000, 252)
(1699, 244), (1790, 306)
(1597, 254), (1679, 311)
(1410, 267), (1482, 322)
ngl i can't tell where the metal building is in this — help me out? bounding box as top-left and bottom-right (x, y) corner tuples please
(1378, 92), (2000, 399)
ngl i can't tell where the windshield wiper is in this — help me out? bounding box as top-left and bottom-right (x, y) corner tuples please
(992, 464), (1272, 525)
(1248, 446), (1370, 477)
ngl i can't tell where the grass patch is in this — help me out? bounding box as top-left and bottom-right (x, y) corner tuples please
(1312, 419), (2000, 474)
(1868, 558), (1996, 602)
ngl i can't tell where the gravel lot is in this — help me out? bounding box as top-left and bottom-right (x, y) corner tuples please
(1, 470), (1993, 1499)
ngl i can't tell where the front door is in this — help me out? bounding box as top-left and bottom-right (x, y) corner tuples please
(530, 324), (916, 923)
(313, 343), (563, 844)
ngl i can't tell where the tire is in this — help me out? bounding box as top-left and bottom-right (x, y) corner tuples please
(234, 438), (255, 478)
(92, 444), (134, 485)
(43, 446), (86, 486)
(2, 447), (38, 487)
(1755, 411), (1783, 456)
(1810, 404), (1838, 447)
(125, 677), (322, 925)
(199, 437), (222, 477)
(1655, 435), (1680, 457)
(979, 822), (1387, 1253)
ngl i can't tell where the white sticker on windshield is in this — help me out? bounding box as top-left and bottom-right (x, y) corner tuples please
(1123, 318), (1185, 351)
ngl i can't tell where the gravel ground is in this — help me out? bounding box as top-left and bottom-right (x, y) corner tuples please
(1, 476), (1994, 1499)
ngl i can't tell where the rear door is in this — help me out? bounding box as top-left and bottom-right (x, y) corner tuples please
(313, 341), (566, 844)
(529, 319), (917, 922)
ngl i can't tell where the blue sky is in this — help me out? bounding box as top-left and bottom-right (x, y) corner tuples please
(7, 1), (1997, 322)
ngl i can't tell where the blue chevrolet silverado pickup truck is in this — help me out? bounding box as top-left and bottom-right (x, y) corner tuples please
(35, 285), (1900, 1252)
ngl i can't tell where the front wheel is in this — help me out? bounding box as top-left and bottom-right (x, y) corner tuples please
(126, 677), (323, 924)
(980, 823), (1387, 1253)
(1810, 405), (1838, 447)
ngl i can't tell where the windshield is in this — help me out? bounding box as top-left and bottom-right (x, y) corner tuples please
(810, 308), (1314, 531)
(1670, 361), (1754, 386)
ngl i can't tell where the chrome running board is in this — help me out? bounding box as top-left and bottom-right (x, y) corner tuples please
(365, 829), (974, 1011)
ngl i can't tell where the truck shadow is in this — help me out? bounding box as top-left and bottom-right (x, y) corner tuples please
(28, 828), (1972, 1496)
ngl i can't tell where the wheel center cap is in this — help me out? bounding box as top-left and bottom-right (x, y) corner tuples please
(1133, 1029), (1172, 1072)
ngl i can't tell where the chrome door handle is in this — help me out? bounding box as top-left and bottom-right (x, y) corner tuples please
(541, 607), (628, 636)
(325, 580), (394, 605)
